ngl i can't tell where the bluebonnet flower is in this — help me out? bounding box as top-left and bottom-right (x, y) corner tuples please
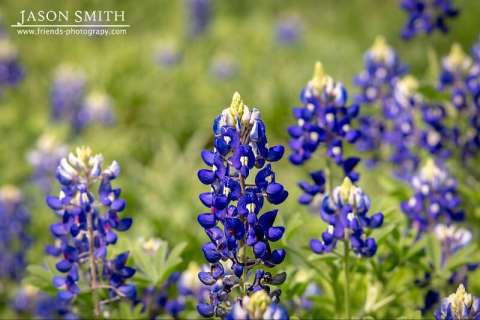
(288, 62), (361, 196)
(434, 284), (479, 320)
(0, 186), (32, 281)
(434, 224), (471, 267)
(401, 159), (464, 236)
(354, 37), (407, 168)
(472, 38), (480, 63)
(0, 31), (23, 94)
(354, 36), (407, 104)
(139, 239), (208, 319)
(226, 290), (289, 320)
(438, 44), (480, 161)
(210, 55), (237, 80)
(51, 65), (117, 133)
(50, 64), (87, 128)
(186, 0), (212, 37)
(309, 177), (383, 257)
(27, 133), (68, 192)
(380, 75), (422, 179)
(142, 272), (186, 319)
(12, 285), (77, 319)
(197, 92), (288, 318)
(400, 0), (459, 39)
(77, 91), (115, 130)
(275, 16), (302, 45)
(45, 147), (135, 316)
(418, 103), (452, 160)
(153, 41), (182, 68)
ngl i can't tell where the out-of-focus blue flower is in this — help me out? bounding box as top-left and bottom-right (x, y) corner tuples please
(438, 44), (480, 161)
(401, 159), (464, 236)
(46, 147), (136, 308)
(434, 284), (479, 320)
(472, 38), (480, 63)
(50, 64), (87, 128)
(0, 186), (31, 281)
(288, 62), (361, 193)
(434, 224), (472, 266)
(353, 37), (408, 169)
(400, 0), (459, 40)
(275, 16), (303, 45)
(12, 285), (77, 319)
(382, 75), (421, 179)
(197, 93), (288, 318)
(0, 32), (24, 93)
(186, 0), (212, 37)
(210, 55), (237, 80)
(354, 36), (407, 104)
(50, 65), (116, 133)
(225, 290), (289, 320)
(77, 91), (115, 130)
(27, 133), (68, 192)
(153, 41), (183, 68)
(309, 177), (384, 257)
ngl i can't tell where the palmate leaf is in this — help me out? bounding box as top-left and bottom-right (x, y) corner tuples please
(23, 257), (60, 294)
(445, 243), (480, 272)
(425, 233), (442, 273)
(131, 238), (186, 287)
(110, 300), (145, 319)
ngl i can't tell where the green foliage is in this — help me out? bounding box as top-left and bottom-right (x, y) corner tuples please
(131, 239), (186, 288)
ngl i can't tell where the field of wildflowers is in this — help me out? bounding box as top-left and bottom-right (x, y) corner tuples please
(1, 0), (480, 319)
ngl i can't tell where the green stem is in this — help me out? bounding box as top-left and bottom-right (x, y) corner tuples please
(238, 174), (247, 296)
(87, 209), (101, 318)
(326, 158), (333, 194)
(286, 245), (330, 283)
(343, 240), (351, 320)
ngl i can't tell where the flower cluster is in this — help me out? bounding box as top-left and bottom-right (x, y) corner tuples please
(353, 37), (408, 168)
(50, 65), (115, 133)
(186, 0), (212, 37)
(210, 55), (237, 80)
(153, 41), (183, 69)
(27, 134), (68, 192)
(197, 92), (288, 318)
(354, 36), (407, 105)
(401, 159), (464, 236)
(438, 44), (480, 161)
(309, 177), (383, 257)
(434, 224), (472, 267)
(382, 75), (421, 179)
(139, 241), (209, 320)
(45, 147), (136, 312)
(0, 186), (32, 281)
(289, 62), (361, 202)
(0, 29), (23, 93)
(12, 285), (77, 319)
(226, 290), (289, 320)
(434, 284), (479, 320)
(275, 16), (303, 45)
(400, 0), (459, 39)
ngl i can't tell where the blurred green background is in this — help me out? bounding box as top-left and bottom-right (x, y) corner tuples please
(1, 0), (480, 317)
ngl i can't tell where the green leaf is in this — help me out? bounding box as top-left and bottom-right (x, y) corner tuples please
(131, 238), (186, 287)
(425, 234), (442, 272)
(445, 244), (480, 271)
(417, 85), (450, 102)
(111, 300), (145, 319)
(427, 47), (439, 84)
(23, 257), (59, 294)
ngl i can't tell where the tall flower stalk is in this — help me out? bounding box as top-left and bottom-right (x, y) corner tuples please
(46, 147), (136, 318)
(288, 62), (385, 319)
(197, 92), (289, 319)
